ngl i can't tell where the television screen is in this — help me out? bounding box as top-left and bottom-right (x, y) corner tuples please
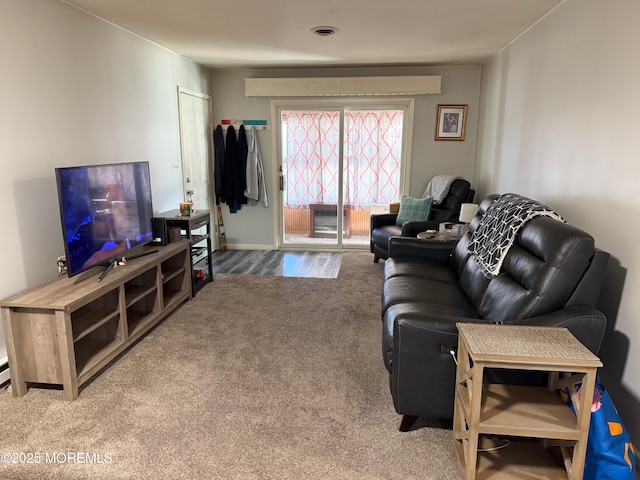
(56, 161), (154, 277)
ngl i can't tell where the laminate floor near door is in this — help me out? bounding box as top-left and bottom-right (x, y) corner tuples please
(211, 250), (341, 279)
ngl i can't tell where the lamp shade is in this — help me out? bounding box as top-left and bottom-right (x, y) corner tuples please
(459, 203), (479, 223)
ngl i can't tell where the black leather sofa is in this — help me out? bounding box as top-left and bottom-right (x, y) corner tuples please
(381, 194), (610, 431)
(370, 178), (473, 263)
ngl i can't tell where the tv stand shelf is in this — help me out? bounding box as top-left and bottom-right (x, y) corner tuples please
(0, 241), (191, 400)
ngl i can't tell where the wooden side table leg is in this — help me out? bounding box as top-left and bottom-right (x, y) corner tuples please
(465, 362), (484, 480)
(453, 335), (483, 480)
(568, 369), (597, 480)
(453, 337), (469, 472)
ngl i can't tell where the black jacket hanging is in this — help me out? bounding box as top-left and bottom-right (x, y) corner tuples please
(213, 125), (225, 204)
(238, 125), (248, 206)
(221, 125), (251, 213)
(221, 126), (238, 209)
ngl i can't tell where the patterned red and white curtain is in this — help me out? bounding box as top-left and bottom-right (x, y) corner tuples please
(283, 110), (402, 209)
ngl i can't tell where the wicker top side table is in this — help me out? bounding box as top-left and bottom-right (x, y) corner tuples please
(453, 323), (602, 480)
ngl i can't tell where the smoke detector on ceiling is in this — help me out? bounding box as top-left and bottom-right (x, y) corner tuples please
(311, 26), (339, 37)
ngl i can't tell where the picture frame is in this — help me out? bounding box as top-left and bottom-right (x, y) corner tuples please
(435, 104), (468, 141)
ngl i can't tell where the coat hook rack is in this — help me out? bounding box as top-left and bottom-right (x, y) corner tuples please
(218, 119), (271, 131)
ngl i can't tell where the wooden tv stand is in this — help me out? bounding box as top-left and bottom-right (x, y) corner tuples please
(0, 241), (191, 400)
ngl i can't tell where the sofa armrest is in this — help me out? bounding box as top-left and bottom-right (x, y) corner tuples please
(371, 213), (398, 230)
(389, 307), (606, 373)
(513, 306), (607, 354)
(400, 220), (440, 237)
(387, 314), (485, 418)
(388, 307), (605, 362)
(386, 306), (606, 418)
(388, 236), (455, 263)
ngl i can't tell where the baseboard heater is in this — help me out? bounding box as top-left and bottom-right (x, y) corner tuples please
(0, 356), (10, 387)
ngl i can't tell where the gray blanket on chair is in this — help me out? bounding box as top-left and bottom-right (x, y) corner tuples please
(422, 175), (461, 204)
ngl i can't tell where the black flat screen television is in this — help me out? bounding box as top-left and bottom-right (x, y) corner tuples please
(55, 161), (155, 278)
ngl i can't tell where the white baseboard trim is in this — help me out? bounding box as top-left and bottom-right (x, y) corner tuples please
(221, 244), (275, 251)
(218, 244), (367, 253)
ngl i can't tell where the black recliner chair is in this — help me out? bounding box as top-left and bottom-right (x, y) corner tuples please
(370, 178), (473, 262)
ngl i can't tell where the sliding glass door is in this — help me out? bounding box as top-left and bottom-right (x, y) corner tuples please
(343, 109), (404, 245)
(277, 100), (412, 249)
(281, 109), (341, 247)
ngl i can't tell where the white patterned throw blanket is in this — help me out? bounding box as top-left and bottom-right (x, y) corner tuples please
(468, 193), (565, 277)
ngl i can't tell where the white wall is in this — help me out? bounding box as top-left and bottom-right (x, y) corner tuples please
(212, 66), (481, 248)
(0, 0), (211, 363)
(476, 0), (640, 444)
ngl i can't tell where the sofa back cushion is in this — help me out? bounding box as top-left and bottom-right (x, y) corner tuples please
(477, 217), (596, 322)
(454, 196), (597, 323)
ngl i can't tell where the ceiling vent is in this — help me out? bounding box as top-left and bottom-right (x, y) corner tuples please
(311, 26), (339, 37)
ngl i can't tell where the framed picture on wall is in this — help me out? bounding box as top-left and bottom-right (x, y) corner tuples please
(435, 104), (468, 141)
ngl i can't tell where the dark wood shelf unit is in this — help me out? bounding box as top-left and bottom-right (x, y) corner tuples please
(156, 209), (213, 296)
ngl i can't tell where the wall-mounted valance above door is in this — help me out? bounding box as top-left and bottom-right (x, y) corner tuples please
(245, 75), (441, 97)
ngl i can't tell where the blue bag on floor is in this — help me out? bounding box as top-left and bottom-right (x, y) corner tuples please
(563, 376), (636, 480)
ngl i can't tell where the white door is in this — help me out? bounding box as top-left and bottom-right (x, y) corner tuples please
(178, 87), (212, 213)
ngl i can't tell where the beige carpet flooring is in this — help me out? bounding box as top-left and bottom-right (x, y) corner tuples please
(0, 251), (459, 480)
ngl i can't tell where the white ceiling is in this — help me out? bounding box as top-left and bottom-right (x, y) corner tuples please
(62, 0), (563, 69)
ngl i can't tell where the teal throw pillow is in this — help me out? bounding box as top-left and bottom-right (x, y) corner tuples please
(395, 196), (433, 225)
